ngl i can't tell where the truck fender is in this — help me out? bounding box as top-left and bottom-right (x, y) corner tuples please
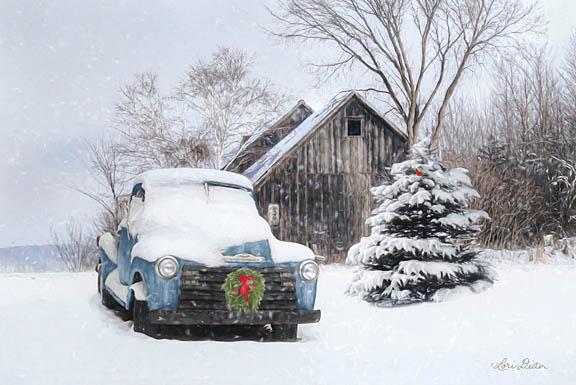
(98, 232), (118, 264)
(131, 281), (147, 301)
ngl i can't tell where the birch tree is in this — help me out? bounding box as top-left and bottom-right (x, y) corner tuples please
(270, 0), (541, 150)
(115, 72), (211, 172)
(176, 48), (285, 168)
(79, 138), (128, 234)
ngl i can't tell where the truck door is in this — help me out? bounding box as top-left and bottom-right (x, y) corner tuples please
(118, 183), (145, 285)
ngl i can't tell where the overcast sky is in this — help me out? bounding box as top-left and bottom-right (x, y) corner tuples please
(0, 0), (574, 247)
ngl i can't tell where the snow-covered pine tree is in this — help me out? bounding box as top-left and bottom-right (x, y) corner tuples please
(347, 140), (493, 305)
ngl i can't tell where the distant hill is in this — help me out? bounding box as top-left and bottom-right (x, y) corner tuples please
(0, 245), (65, 273)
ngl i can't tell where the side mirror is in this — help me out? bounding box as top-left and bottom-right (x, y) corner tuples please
(98, 232), (118, 264)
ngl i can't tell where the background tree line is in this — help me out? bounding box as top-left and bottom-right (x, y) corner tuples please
(442, 41), (576, 248)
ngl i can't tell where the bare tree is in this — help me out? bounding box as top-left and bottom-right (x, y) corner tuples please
(444, 45), (564, 160)
(176, 47), (285, 168)
(492, 46), (564, 147)
(51, 219), (98, 272)
(441, 96), (496, 159)
(78, 138), (128, 234)
(270, 0), (541, 150)
(115, 72), (211, 172)
(561, 32), (576, 141)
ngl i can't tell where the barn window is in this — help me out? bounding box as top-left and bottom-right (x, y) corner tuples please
(346, 118), (362, 136)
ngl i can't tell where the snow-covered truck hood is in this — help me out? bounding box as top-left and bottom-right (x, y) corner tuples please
(127, 169), (313, 266)
(131, 225), (314, 266)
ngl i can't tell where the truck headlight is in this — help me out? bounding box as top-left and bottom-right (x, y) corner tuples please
(299, 260), (319, 281)
(155, 256), (179, 279)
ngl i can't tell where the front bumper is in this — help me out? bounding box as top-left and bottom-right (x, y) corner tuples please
(150, 309), (321, 325)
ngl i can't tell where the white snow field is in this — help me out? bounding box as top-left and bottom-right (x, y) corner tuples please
(0, 265), (574, 385)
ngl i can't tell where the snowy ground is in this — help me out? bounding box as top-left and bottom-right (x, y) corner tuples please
(0, 265), (574, 385)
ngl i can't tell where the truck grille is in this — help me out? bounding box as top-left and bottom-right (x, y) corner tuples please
(179, 266), (299, 311)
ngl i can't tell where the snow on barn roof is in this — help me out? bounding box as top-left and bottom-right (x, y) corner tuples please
(223, 99), (315, 170)
(133, 168), (254, 190)
(242, 91), (407, 185)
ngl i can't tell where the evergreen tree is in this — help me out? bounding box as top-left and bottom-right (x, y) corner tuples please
(347, 140), (493, 305)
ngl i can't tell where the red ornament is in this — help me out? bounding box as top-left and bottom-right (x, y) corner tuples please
(415, 168), (423, 176)
(238, 274), (255, 304)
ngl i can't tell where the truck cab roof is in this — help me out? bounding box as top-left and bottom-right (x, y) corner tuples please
(133, 168), (253, 191)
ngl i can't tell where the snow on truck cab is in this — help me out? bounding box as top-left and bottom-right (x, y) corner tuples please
(96, 168), (321, 340)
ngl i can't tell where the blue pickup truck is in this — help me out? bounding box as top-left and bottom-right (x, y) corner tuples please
(96, 168), (320, 340)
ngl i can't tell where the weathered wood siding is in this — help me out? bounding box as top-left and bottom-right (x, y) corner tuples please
(254, 96), (406, 262)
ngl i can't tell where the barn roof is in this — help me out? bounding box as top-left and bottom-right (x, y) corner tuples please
(224, 99), (314, 171)
(242, 91), (407, 185)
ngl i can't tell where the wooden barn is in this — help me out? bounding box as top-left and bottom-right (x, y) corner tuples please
(225, 91), (407, 262)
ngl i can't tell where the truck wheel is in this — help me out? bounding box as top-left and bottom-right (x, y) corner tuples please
(133, 300), (161, 338)
(272, 324), (298, 341)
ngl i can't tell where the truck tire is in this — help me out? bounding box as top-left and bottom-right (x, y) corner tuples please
(101, 287), (119, 310)
(133, 300), (162, 338)
(272, 324), (298, 341)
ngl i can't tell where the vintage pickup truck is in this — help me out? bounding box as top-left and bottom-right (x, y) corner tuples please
(96, 168), (320, 340)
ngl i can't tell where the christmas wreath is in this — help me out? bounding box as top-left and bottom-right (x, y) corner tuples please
(221, 268), (265, 312)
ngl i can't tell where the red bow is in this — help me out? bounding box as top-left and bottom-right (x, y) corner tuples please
(238, 274), (255, 304)
(415, 168), (422, 176)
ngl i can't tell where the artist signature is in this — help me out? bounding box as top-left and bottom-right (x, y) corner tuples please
(491, 358), (548, 371)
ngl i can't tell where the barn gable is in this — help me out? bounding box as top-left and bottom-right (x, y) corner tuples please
(243, 91), (407, 186)
(225, 100), (314, 174)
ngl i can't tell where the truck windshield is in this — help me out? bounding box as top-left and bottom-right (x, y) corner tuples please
(137, 182), (257, 226)
(206, 184), (253, 204)
(150, 181), (254, 204)
(149, 180), (253, 204)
